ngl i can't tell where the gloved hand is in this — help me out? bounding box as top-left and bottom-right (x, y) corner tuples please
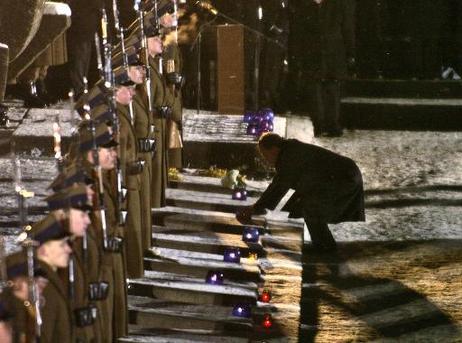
(166, 72), (184, 87)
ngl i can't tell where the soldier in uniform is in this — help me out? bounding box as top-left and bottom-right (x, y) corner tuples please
(3, 250), (44, 342)
(65, 0), (105, 97)
(49, 164), (106, 343)
(45, 185), (97, 343)
(126, 51), (156, 252)
(113, 67), (145, 280)
(147, 30), (168, 209)
(79, 121), (127, 341)
(29, 214), (75, 343)
(162, 15), (184, 170)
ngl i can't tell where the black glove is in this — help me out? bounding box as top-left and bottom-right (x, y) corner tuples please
(166, 72), (184, 87)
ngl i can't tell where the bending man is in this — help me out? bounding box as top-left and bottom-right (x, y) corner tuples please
(237, 133), (365, 251)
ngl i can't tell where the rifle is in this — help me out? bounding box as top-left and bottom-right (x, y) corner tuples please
(22, 237), (41, 340)
(88, 118), (109, 250)
(113, 0), (136, 125)
(0, 236), (6, 290)
(98, 8), (127, 227)
(135, 0), (156, 118)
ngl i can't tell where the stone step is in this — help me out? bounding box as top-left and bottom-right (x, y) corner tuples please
(119, 330), (249, 343)
(152, 207), (265, 235)
(0, 157), (56, 180)
(145, 247), (262, 283)
(152, 206), (303, 237)
(128, 295), (253, 333)
(11, 108), (75, 156)
(169, 173), (268, 197)
(166, 188), (256, 213)
(152, 226), (258, 256)
(344, 79), (462, 99)
(341, 97), (462, 130)
(128, 270), (258, 306)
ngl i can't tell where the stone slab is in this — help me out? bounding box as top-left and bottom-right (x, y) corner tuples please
(11, 107), (77, 155)
(182, 110), (286, 143)
(128, 270), (258, 306)
(146, 247), (261, 282)
(5, 106), (29, 122)
(119, 331), (249, 343)
(128, 295), (253, 332)
(166, 188), (256, 213)
(169, 171), (269, 197)
(152, 206), (303, 239)
(152, 206), (264, 235)
(152, 226), (259, 256)
(0, 157), (56, 180)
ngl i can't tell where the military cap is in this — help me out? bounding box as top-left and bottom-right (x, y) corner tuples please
(49, 165), (94, 192)
(114, 66), (136, 87)
(45, 185), (93, 212)
(78, 121), (118, 152)
(6, 250), (43, 280)
(28, 214), (69, 245)
(112, 46), (144, 69)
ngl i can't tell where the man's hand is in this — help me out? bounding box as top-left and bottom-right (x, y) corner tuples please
(236, 206), (254, 224)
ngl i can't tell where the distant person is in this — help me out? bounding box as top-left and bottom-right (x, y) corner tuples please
(288, 0), (356, 137)
(259, 0), (289, 112)
(236, 133), (365, 251)
(65, 0), (104, 98)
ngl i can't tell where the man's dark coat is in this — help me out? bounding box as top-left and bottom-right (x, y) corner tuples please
(254, 139), (365, 224)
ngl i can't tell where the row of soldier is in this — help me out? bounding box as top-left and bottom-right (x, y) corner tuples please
(0, 1), (185, 342)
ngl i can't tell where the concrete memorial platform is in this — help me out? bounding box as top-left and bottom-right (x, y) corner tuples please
(182, 109), (286, 169)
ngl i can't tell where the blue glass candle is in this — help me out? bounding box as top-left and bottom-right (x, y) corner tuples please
(242, 227), (260, 243)
(223, 248), (241, 263)
(205, 270), (224, 285)
(232, 303), (252, 318)
(243, 111), (254, 123)
(232, 188), (247, 201)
